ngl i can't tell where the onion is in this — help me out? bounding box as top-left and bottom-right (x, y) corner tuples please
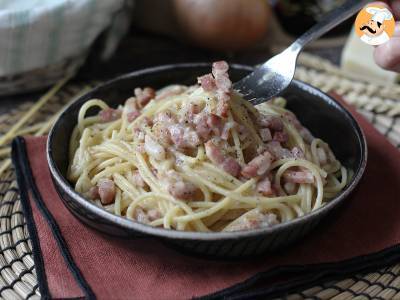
(173, 0), (271, 51)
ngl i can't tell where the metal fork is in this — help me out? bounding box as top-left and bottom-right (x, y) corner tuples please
(233, 0), (370, 105)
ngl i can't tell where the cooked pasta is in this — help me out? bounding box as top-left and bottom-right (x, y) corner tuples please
(68, 61), (349, 232)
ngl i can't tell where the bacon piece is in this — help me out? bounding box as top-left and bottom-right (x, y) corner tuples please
(215, 74), (231, 93)
(99, 108), (121, 123)
(212, 61), (229, 77)
(134, 207), (150, 224)
(98, 179), (116, 205)
(260, 128), (272, 142)
(131, 170), (147, 188)
(207, 113), (224, 135)
(241, 151), (273, 178)
(223, 210), (278, 232)
(168, 180), (198, 200)
(153, 111), (176, 145)
(89, 186), (99, 200)
(154, 111), (176, 124)
(134, 87), (156, 107)
(205, 141), (241, 177)
(144, 135), (165, 160)
(265, 141), (293, 160)
(198, 74), (216, 91)
(195, 114), (212, 140)
(216, 98), (229, 118)
(127, 111), (140, 122)
(273, 131), (288, 143)
(291, 147), (305, 159)
(221, 158), (241, 178)
(147, 209), (161, 221)
(256, 177), (275, 196)
(169, 124), (201, 149)
(283, 170), (314, 184)
(258, 115), (283, 131)
(164, 170), (199, 201)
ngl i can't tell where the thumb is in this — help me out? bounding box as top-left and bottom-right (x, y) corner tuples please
(374, 23), (400, 72)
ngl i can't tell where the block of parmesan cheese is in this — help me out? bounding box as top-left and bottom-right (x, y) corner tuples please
(341, 29), (399, 84)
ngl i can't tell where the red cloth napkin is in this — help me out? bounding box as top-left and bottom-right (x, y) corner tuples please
(12, 99), (400, 300)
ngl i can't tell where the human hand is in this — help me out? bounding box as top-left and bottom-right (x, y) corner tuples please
(372, 1), (400, 71)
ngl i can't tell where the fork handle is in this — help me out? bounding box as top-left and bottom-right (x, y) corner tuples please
(290, 0), (371, 53)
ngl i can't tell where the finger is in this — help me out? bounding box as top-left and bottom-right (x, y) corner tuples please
(391, 0), (400, 19)
(374, 36), (400, 72)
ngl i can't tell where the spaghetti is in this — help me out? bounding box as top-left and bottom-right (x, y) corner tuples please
(68, 61), (348, 232)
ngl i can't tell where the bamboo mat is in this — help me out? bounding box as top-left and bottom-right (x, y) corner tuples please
(0, 53), (399, 299)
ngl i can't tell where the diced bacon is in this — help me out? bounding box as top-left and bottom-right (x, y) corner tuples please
(168, 180), (198, 200)
(134, 87), (156, 107)
(221, 157), (241, 177)
(223, 210), (278, 232)
(258, 115), (283, 131)
(185, 103), (201, 123)
(283, 170), (314, 184)
(273, 131), (288, 143)
(144, 135), (165, 160)
(256, 177), (275, 196)
(89, 186), (99, 200)
(241, 151), (273, 178)
(134, 207), (150, 224)
(147, 209), (161, 221)
(99, 108), (121, 123)
(265, 141), (293, 159)
(291, 147), (305, 159)
(169, 124), (201, 149)
(143, 117), (153, 127)
(212, 61), (229, 76)
(198, 74), (216, 91)
(131, 170), (146, 188)
(207, 113), (224, 136)
(216, 98), (229, 118)
(317, 148), (328, 165)
(135, 208), (162, 223)
(215, 74), (231, 93)
(154, 111), (176, 124)
(195, 114), (212, 140)
(207, 113), (223, 128)
(260, 128), (272, 142)
(127, 111), (140, 122)
(284, 182), (296, 194)
(98, 179), (116, 205)
(205, 141), (225, 164)
(205, 141), (241, 177)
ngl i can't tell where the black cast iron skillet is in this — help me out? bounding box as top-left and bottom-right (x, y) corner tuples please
(47, 63), (367, 258)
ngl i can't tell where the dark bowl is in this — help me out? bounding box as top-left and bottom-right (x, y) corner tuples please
(47, 63), (367, 258)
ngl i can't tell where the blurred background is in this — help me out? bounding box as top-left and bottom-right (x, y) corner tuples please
(0, 0), (399, 104)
